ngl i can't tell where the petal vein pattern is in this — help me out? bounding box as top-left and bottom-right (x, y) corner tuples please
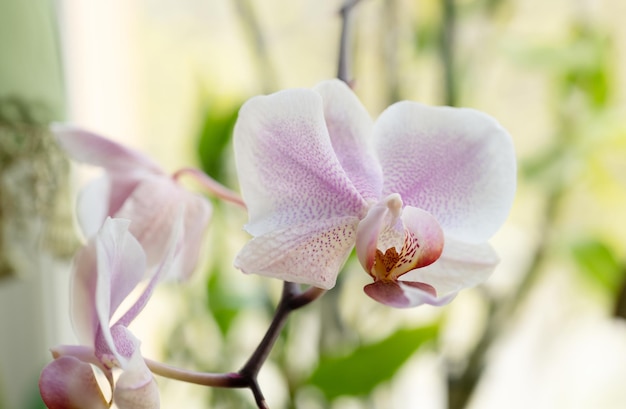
(234, 88), (369, 237)
(373, 102), (516, 243)
(235, 216), (360, 289)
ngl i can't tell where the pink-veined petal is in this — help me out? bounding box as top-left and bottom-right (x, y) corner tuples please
(373, 102), (516, 243)
(401, 237), (499, 297)
(52, 124), (162, 175)
(234, 216), (360, 289)
(314, 79), (383, 201)
(364, 280), (455, 308)
(233, 87), (369, 237)
(389, 206), (445, 279)
(39, 356), (109, 409)
(356, 201), (444, 281)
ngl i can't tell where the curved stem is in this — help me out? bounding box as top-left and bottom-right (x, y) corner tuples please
(146, 359), (248, 388)
(173, 167), (246, 208)
(147, 282), (324, 408)
(240, 283), (325, 378)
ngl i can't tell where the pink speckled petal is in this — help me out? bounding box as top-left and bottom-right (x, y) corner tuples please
(39, 356), (109, 409)
(234, 216), (360, 289)
(401, 237), (499, 297)
(314, 80), (383, 201)
(389, 206), (445, 279)
(373, 102), (516, 243)
(233, 88), (369, 237)
(364, 280), (454, 308)
(356, 200), (443, 281)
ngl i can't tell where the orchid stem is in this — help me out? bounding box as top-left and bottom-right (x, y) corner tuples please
(240, 283), (326, 378)
(173, 167), (246, 208)
(145, 359), (247, 388)
(148, 283), (325, 408)
(337, 0), (363, 84)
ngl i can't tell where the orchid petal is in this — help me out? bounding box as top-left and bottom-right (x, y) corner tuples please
(116, 207), (185, 328)
(39, 356), (109, 409)
(233, 88), (368, 237)
(234, 216), (360, 289)
(314, 79), (383, 201)
(70, 242), (98, 346)
(179, 194), (212, 279)
(355, 194), (404, 273)
(94, 218), (146, 363)
(364, 280), (454, 308)
(76, 176), (111, 238)
(401, 237), (499, 297)
(114, 177), (211, 280)
(356, 201), (444, 281)
(373, 102), (516, 243)
(52, 124), (162, 174)
(114, 344), (160, 409)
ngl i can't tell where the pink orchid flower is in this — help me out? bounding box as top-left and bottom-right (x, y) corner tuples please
(40, 216), (181, 408)
(53, 125), (212, 280)
(233, 79), (516, 308)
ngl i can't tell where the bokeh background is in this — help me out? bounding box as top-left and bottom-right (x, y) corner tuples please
(1, 0), (626, 408)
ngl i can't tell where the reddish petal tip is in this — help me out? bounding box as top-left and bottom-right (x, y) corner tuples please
(364, 280), (437, 308)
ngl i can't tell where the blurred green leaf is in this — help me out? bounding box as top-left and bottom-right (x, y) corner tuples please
(196, 102), (240, 184)
(207, 267), (243, 336)
(309, 324), (438, 400)
(571, 239), (622, 294)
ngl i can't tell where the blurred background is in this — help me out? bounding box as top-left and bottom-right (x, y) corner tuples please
(1, 0), (626, 408)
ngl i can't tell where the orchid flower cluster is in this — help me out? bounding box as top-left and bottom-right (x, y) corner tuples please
(39, 79), (515, 408)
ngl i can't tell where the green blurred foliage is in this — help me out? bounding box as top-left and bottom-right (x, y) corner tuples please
(309, 324), (439, 401)
(197, 100), (241, 185)
(571, 239), (623, 295)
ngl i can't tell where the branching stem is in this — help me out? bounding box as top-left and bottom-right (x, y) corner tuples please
(148, 282), (325, 408)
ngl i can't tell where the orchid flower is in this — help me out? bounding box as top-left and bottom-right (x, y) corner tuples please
(233, 79), (516, 308)
(39, 216), (182, 408)
(53, 125), (212, 280)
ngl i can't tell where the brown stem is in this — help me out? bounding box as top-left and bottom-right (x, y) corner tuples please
(149, 282), (325, 408)
(337, 0), (363, 84)
(146, 359), (247, 388)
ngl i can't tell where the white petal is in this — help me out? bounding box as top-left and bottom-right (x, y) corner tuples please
(114, 334), (160, 409)
(234, 216), (360, 289)
(76, 176), (111, 238)
(99, 171), (211, 280)
(314, 80), (383, 201)
(233, 87), (368, 237)
(401, 236), (499, 296)
(373, 102), (516, 243)
(94, 218), (146, 360)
